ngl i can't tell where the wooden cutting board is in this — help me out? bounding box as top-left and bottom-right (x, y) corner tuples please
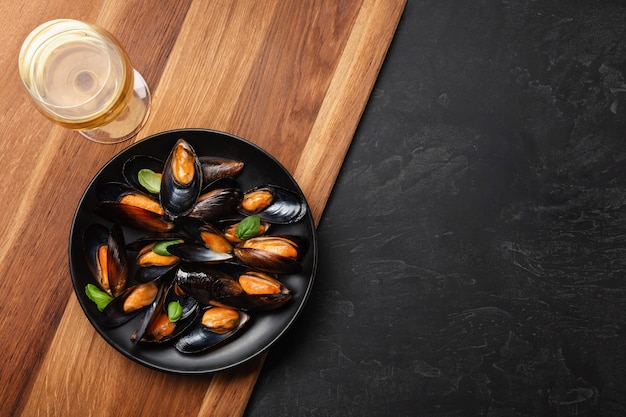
(0, 1), (405, 416)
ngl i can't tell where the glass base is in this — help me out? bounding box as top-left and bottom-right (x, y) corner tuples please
(79, 69), (151, 144)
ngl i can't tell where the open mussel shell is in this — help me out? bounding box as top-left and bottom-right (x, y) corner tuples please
(239, 185), (307, 225)
(122, 155), (164, 195)
(174, 306), (250, 354)
(83, 223), (128, 297)
(174, 263), (244, 305)
(132, 281), (198, 343)
(188, 178), (243, 223)
(127, 235), (184, 283)
(95, 202), (176, 234)
(160, 139), (203, 219)
(199, 156), (244, 184)
(94, 182), (175, 233)
(211, 269), (291, 311)
(101, 282), (159, 327)
(220, 218), (271, 244)
(175, 217), (233, 254)
(233, 235), (304, 274)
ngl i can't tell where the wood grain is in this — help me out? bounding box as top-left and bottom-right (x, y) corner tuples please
(0, 1), (405, 416)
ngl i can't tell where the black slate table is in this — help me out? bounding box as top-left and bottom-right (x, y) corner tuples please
(244, 1), (626, 416)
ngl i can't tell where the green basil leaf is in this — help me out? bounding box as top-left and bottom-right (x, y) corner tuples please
(152, 239), (182, 256)
(167, 301), (183, 322)
(85, 283), (113, 312)
(235, 215), (261, 240)
(138, 168), (161, 194)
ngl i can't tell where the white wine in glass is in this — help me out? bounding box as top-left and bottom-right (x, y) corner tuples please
(18, 19), (151, 144)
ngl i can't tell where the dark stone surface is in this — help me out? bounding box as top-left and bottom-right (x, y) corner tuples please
(244, 1), (626, 416)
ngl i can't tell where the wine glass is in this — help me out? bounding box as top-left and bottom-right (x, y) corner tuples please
(18, 19), (151, 144)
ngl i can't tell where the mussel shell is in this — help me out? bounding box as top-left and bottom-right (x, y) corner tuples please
(233, 235), (304, 274)
(174, 307), (250, 354)
(132, 280), (167, 343)
(106, 224), (129, 297)
(83, 223), (110, 290)
(83, 223), (128, 296)
(211, 293), (292, 312)
(122, 155), (164, 194)
(174, 263), (244, 305)
(125, 235), (183, 282)
(210, 269), (291, 311)
(189, 178), (243, 222)
(95, 202), (175, 233)
(160, 139), (203, 219)
(175, 217), (233, 253)
(239, 185), (307, 225)
(133, 281), (198, 343)
(199, 156), (244, 184)
(166, 243), (234, 263)
(101, 282), (158, 327)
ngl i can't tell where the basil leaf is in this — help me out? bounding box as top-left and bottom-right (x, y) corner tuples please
(138, 168), (161, 194)
(167, 301), (183, 322)
(235, 215), (261, 240)
(152, 239), (182, 256)
(85, 284), (113, 312)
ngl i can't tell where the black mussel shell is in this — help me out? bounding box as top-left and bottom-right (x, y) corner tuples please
(134, 265), (177, 283)
(175, 217), (233, 254)
(83, 223), (110, 290)
(233, 235), (304, 274)
(122, 155), (164, 195)
(133, 281), (198, 343)
(95, 202), (175, 233)
(160, 139), (203, 219)
(174, 263), (244, 305)
(106, 224), (129, 297)
(211, 293), (292, 312)
(167, 243), (233, 263)
(95, 182), (174, 233)
(174, 307), (250, 354)
(189, 178), (243, 222)
(83, 223), (128, 297)
(199, 156), (244, 184)
(101, 282), (159, 327)
(210, 269), (291, 311)
(239, 185), (307, 225)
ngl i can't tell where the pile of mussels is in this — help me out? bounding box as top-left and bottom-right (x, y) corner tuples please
(82, 138), (308, 354)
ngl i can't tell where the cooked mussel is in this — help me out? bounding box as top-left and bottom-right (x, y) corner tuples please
(176, 217), (233, 253)
(94, 182), (174, 233)
(132, 281), (198, 343)
(101, 282), (158, 327)
(174, 306), (250, 354)
(199, 156), (244, 184)
(211, 270), (291, 311)
(239, 185), (307, 224)
(160, 139), (203, 218)
(222, 219), (270, 243)
(83, 223), (128, 297)
(233, 235), (303, 274)
(130, 238), (182, 283)
(164, 221), (234, 263)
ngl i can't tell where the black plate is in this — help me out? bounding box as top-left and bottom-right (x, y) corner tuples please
(68, 129), (317, 374)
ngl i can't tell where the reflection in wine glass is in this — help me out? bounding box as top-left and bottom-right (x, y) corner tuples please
(18, 19), (151, 144)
